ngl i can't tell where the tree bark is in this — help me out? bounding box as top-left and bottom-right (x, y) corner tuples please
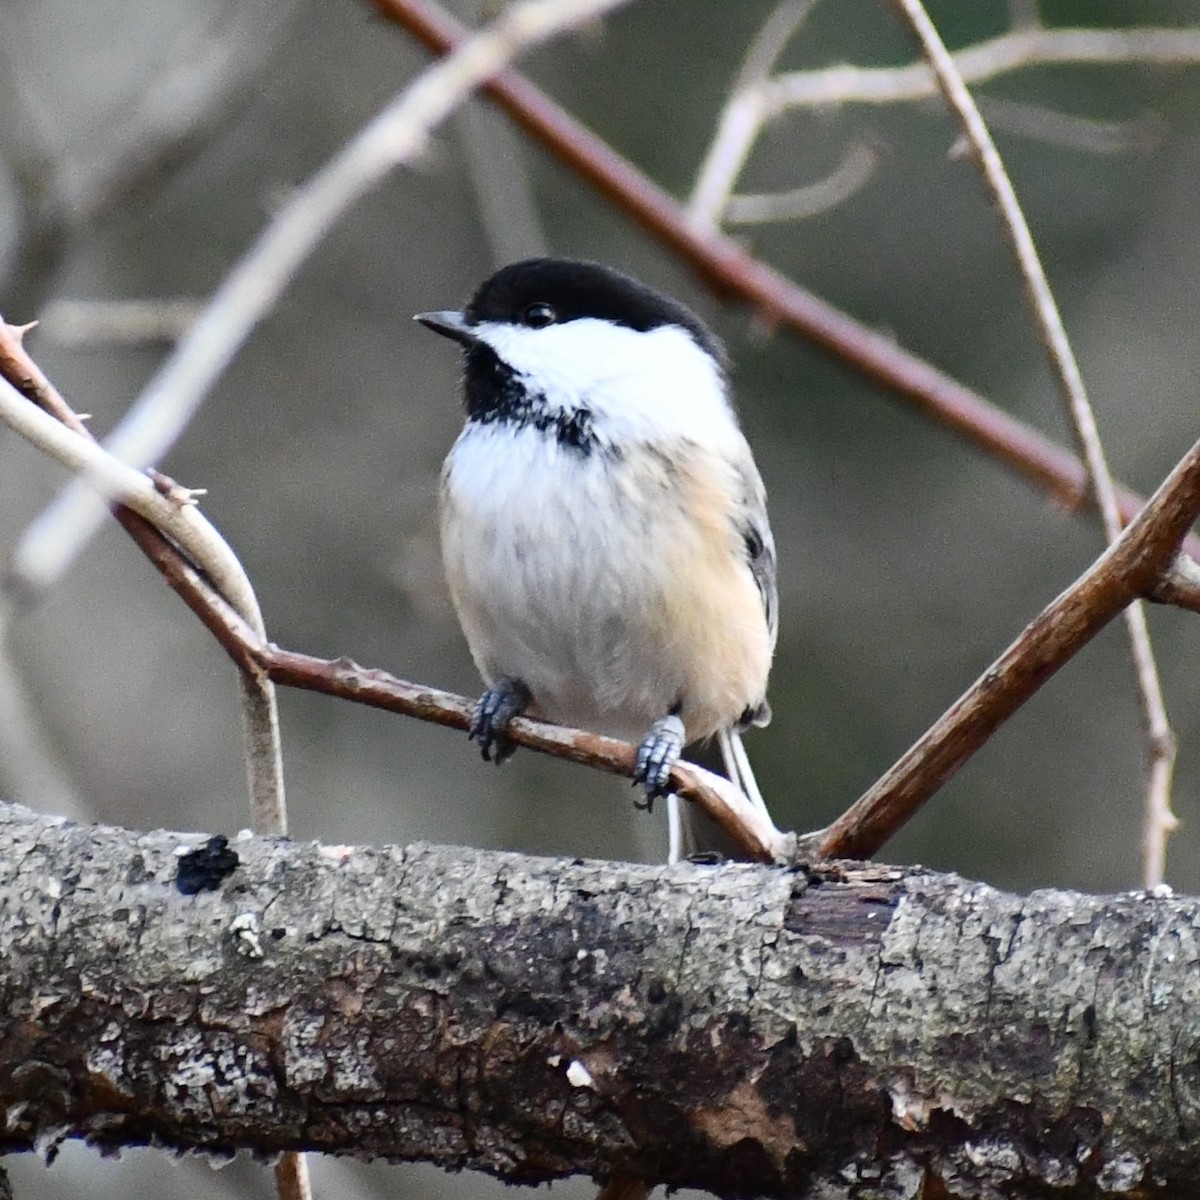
(0, 800), (1197, 1198)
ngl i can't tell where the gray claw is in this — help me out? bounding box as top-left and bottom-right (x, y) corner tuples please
(633, 713), (685, 810)
(470, 678), (530, 764)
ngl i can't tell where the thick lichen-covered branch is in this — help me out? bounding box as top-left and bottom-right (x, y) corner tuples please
(0, 801), (1198, 1197)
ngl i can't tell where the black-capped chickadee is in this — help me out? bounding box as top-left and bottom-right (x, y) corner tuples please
(416, 258), (776, 858)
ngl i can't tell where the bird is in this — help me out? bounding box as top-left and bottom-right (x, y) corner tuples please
(416, 257), (776, 858)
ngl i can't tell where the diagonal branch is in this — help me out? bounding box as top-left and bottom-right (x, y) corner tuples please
(375, 0), (1200, 563)
(816, 433), (1200, 860)
(890, 0), (1176, 885)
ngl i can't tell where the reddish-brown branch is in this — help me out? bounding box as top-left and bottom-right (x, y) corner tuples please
(372, 0), (1200, 557)
(817, 436), (1200, 860)
(149, 549), (789, 861)
(1150, 557), (1200, 614)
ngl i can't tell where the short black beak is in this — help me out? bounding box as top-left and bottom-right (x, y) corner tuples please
(414, 309), (478, 347)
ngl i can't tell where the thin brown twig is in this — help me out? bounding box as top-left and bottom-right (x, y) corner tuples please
(373, 0), (1200, 562)
(1151, 556), (1200, 615)
(275, 1150), (314, 1200)
(891, 0), (1176, 885)
(0, 336), (788, 865)
(138, 546), (793, 864)
(817, 435), (1200, 860)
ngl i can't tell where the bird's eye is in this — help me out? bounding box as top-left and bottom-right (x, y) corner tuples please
(522, 302), (556, 329)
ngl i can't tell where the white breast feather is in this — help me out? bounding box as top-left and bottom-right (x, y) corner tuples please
(439, 319), (770, 743)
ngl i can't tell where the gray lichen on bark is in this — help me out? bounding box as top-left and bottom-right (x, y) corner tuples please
(1, 800), (1199, 1197)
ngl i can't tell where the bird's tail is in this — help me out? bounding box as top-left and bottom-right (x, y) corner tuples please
(667, 727), (770, 863)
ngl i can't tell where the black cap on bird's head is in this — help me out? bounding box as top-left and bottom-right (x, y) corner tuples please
(415, 257), (726, 367)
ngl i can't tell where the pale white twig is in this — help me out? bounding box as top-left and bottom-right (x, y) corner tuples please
(237, 672), (288, 838)
(687, 86), (767, 230)
(718, 727), (770, 817)
(764, 25), (1200, 114)
(1151, 555), (1200, 616)
(724, 142), (876, 225)
(12, 0), (636, 601)
(0, 372), (288, 838)
(671, 760), (790, 863)
(892, 0), (1177, 887)
(976, 95), (1160, 157)
(687, 0), (819, 229)
(1165, 555), (1200, 592)
(667, 794), (683, 864)
(37, 298), (202, 347)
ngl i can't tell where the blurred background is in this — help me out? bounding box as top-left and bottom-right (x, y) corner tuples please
(2, 0), (1200, 1195)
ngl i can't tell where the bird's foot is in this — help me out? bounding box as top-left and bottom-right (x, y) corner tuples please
(633, 713), (685, 811)
(470, 678), (530, 764)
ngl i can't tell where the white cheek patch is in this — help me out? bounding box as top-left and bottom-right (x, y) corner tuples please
(472, 319), (738, 448)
